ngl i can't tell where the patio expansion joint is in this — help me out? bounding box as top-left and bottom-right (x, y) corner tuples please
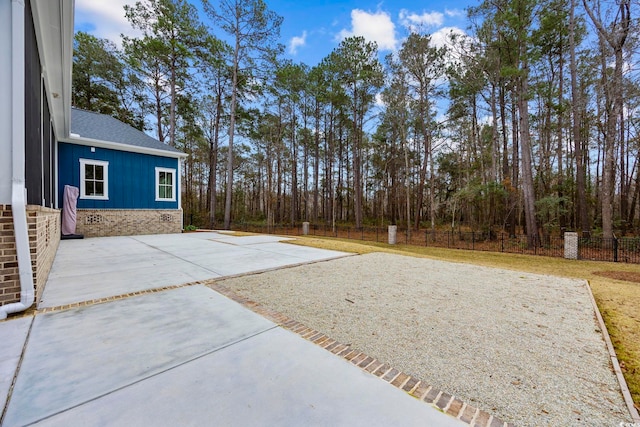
(205, 280), (512, 427)
(36, 281), (203, 314)
(130, 236), (225, 276)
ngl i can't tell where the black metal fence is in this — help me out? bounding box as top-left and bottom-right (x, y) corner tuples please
(232, 222), (640, 264)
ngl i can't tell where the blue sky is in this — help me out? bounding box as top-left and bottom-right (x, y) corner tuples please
(74, 0), (476, 66)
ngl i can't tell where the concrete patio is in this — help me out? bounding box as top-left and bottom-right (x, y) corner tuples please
(1, 232), (465, 426)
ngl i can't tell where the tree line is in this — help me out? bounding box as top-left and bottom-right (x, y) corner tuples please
(72, 0), (639, 241)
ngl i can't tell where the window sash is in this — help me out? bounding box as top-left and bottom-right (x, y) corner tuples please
(156, 168), (176, 201)
(80, 159), (109, 200)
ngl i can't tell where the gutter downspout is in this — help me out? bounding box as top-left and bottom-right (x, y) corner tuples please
(1, 0), (34, 320)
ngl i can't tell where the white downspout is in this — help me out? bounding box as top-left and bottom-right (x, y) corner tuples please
(1, 0), (34, 320)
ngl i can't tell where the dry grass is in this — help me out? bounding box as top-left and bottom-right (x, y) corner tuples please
(283, 235), (640, 409)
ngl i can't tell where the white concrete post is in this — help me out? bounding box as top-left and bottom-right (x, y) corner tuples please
(564, 232), (578, 260)
(302, 222), (310, 235)
(388, 225), (397, 245)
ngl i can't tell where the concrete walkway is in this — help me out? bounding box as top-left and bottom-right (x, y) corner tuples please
(40, 232), (348, 308)
(1, 232), (465, 426)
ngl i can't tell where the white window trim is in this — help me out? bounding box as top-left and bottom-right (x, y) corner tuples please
(155, 167), (176, 202)
(79, 158), (109, 200)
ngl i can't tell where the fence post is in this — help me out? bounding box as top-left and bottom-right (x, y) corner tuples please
(613, 237), (618, 262)
(501, 233), (504, 252)
(302, 222), (309, 235)
(564, 232), (578, 260)
(472, 232), (475, 250)
(388, 225), (397, 245)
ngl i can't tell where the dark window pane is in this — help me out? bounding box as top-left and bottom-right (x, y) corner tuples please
(95, 181), (104, 195)
(166, 187), (172, 199)
(95, 165), (103, 180)
(85, 165), (94, 180)
(86, 181), (94, 195)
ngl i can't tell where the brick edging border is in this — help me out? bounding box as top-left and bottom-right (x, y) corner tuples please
(583, 280), (640, 423)
(35, 281), (204, 314)
(206, 281), (515, 427)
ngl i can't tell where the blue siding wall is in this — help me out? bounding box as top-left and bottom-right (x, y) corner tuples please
(58, 142), (179, 209)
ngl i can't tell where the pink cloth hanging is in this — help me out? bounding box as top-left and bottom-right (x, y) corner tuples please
(61, 185), (79, 235)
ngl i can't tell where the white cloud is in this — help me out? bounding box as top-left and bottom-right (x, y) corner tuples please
(399, 9), (444, 31)
(75, 0), (139, 46)
(445, 9), (465, 18)
(430, 26), (467, 49)
(289, 31), (307, 55)
(337, 9), (397, 51)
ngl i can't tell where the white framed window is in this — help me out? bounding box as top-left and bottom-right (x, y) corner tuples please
(156, 167), (176, 202)
(80, 159), (109, 200)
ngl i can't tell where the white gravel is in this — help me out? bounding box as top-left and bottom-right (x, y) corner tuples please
(218, 252), (632, 426)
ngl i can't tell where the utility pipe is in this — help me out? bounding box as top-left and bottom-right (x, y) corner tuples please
(1, 0), (34, 320)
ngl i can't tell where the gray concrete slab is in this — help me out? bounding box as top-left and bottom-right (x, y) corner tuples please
(32, 327), (465, 427)
(0, 316), (32, 415)
(40, 233), (348, 308)
(40, 258), (219, 308)
(4, 286), (275, 426)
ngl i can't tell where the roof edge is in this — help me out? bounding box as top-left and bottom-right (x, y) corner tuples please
(32, 0), (75, 139)
(60, 136), (188, 159)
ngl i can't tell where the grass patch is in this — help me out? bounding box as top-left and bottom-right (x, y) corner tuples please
(285, 235), (640, 408)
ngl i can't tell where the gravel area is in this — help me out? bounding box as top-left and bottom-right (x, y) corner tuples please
(219, 252), (632, 426)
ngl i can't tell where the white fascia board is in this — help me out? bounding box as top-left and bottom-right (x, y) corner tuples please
(60, 136), (188, 159)
(31, 0), (74, 140)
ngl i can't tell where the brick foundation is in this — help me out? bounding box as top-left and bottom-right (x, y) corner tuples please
(0, 205), (20, 306)
(27, 206), (61, 303)
(75, 209), (183, 238)
(1, 205), (60, 307)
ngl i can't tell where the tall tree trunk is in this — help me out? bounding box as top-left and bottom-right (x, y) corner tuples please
(582, 0), (630, 239)
(290, 110), (298, 225)
(169, 55), (176, 147)
(352, 100), (363, 228)
(570, 0), (589, 234)
(402, 131), (411, 236)
(208, 94), (222, 228)
(519, 59), (539, 245)
(557, 40), (566, 230)
(154, 74), (164, 143)
(224, 27), (240, 229)
(313, 101), (320, 222)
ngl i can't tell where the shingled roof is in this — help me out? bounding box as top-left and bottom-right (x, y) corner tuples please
(70, 108), (183, 155)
